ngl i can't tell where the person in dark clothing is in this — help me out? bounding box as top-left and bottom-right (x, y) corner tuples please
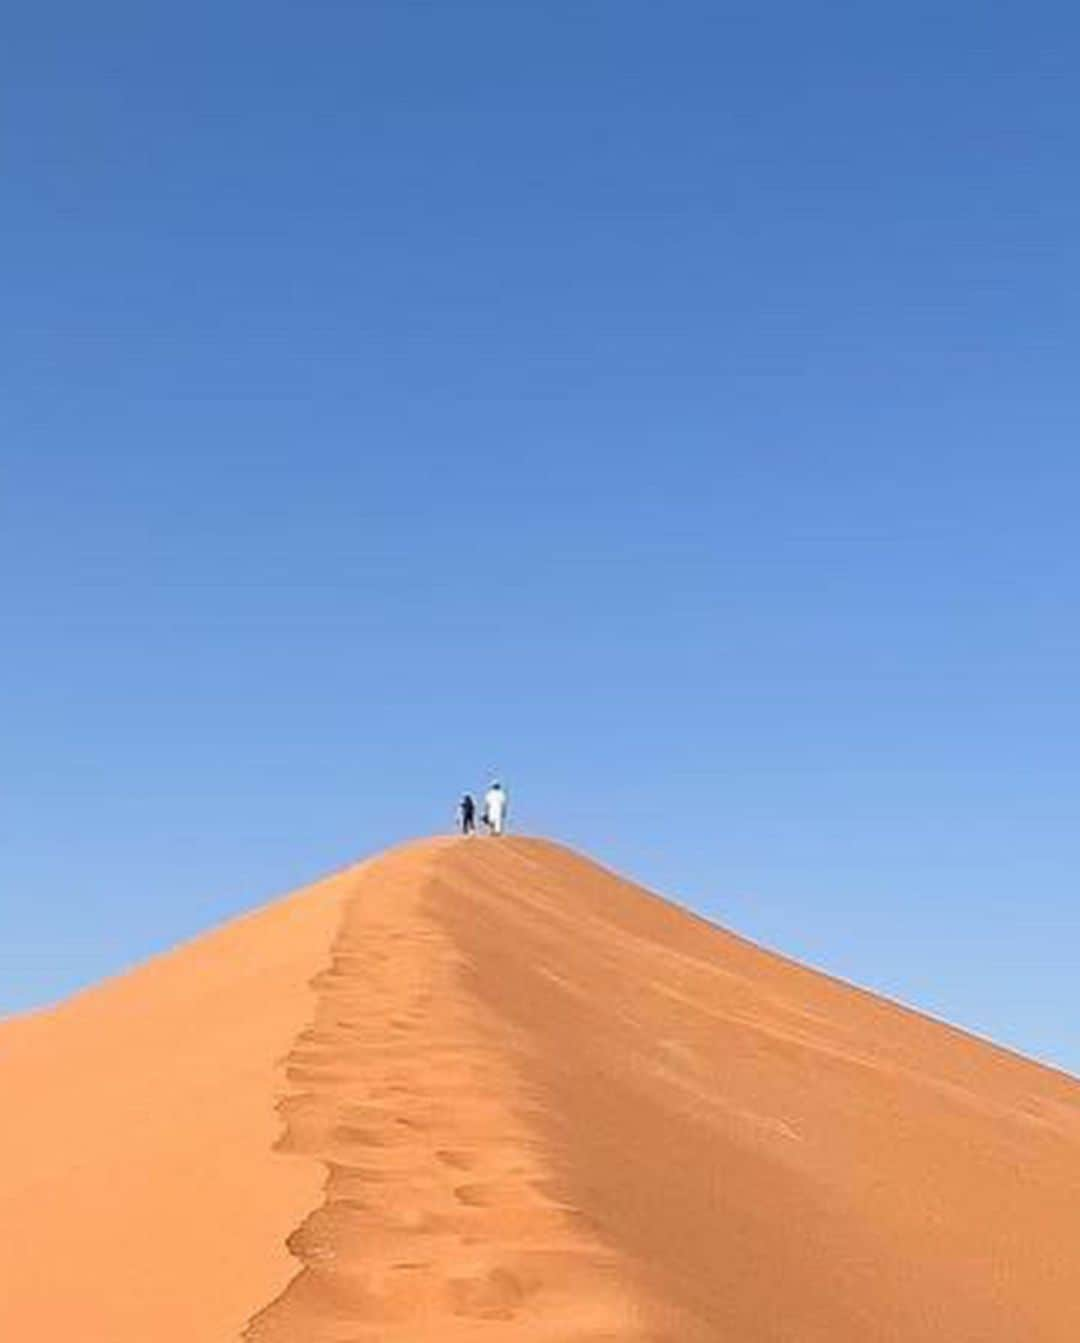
(459, 793), (477, 835)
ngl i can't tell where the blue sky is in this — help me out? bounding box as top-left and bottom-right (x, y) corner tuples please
(4, 3), (1078, 1074)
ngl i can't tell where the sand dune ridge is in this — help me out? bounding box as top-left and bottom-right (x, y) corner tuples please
(2, 836), (1078, 1341)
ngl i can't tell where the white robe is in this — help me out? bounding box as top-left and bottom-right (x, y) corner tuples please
(484, 786), (507, 834)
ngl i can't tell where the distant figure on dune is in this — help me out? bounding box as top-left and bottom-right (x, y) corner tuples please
(458, 793), (476, 835)
(482, 780), (508, 835)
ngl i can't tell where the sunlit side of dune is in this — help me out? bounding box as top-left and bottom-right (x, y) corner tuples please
(0, 866), (347, 1341)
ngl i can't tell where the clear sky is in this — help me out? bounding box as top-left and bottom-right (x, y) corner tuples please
(4, 4), (1078, 1074)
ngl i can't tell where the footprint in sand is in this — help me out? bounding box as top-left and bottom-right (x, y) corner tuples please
(449, 1266), (525, 1320)
(453, 1182), (494, 1206)
(435, 1148), (474, 1170)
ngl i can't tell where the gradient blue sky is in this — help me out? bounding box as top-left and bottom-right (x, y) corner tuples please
(4, 3), (1078, 1073)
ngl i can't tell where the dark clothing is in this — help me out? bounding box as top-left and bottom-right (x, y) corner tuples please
(459, 795), (476, 834)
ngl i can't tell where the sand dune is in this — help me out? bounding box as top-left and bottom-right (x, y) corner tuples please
(2, 837), (1078, 1340)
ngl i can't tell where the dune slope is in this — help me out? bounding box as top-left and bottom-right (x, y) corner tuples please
(0, 864), (348, 1341)
(3, 836), (1079, 1341)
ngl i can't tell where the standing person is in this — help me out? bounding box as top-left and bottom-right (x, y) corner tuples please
(483, 780), (508, 835)
(458, 793), (476, 835)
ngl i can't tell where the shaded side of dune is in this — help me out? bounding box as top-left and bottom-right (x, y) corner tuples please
(430, 838), (1080, 1341)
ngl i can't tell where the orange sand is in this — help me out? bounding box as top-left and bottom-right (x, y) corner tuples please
(2, 837), (1078, 1340)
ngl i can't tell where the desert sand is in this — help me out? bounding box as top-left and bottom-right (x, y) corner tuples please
(2, 836), (1078, 1340)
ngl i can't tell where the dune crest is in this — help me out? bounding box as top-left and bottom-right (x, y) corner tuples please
(3, 836), (1079, 1340)
(245, 839), (651, 1340)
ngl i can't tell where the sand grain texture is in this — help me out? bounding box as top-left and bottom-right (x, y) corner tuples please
(3, 837), (1079, 1340)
